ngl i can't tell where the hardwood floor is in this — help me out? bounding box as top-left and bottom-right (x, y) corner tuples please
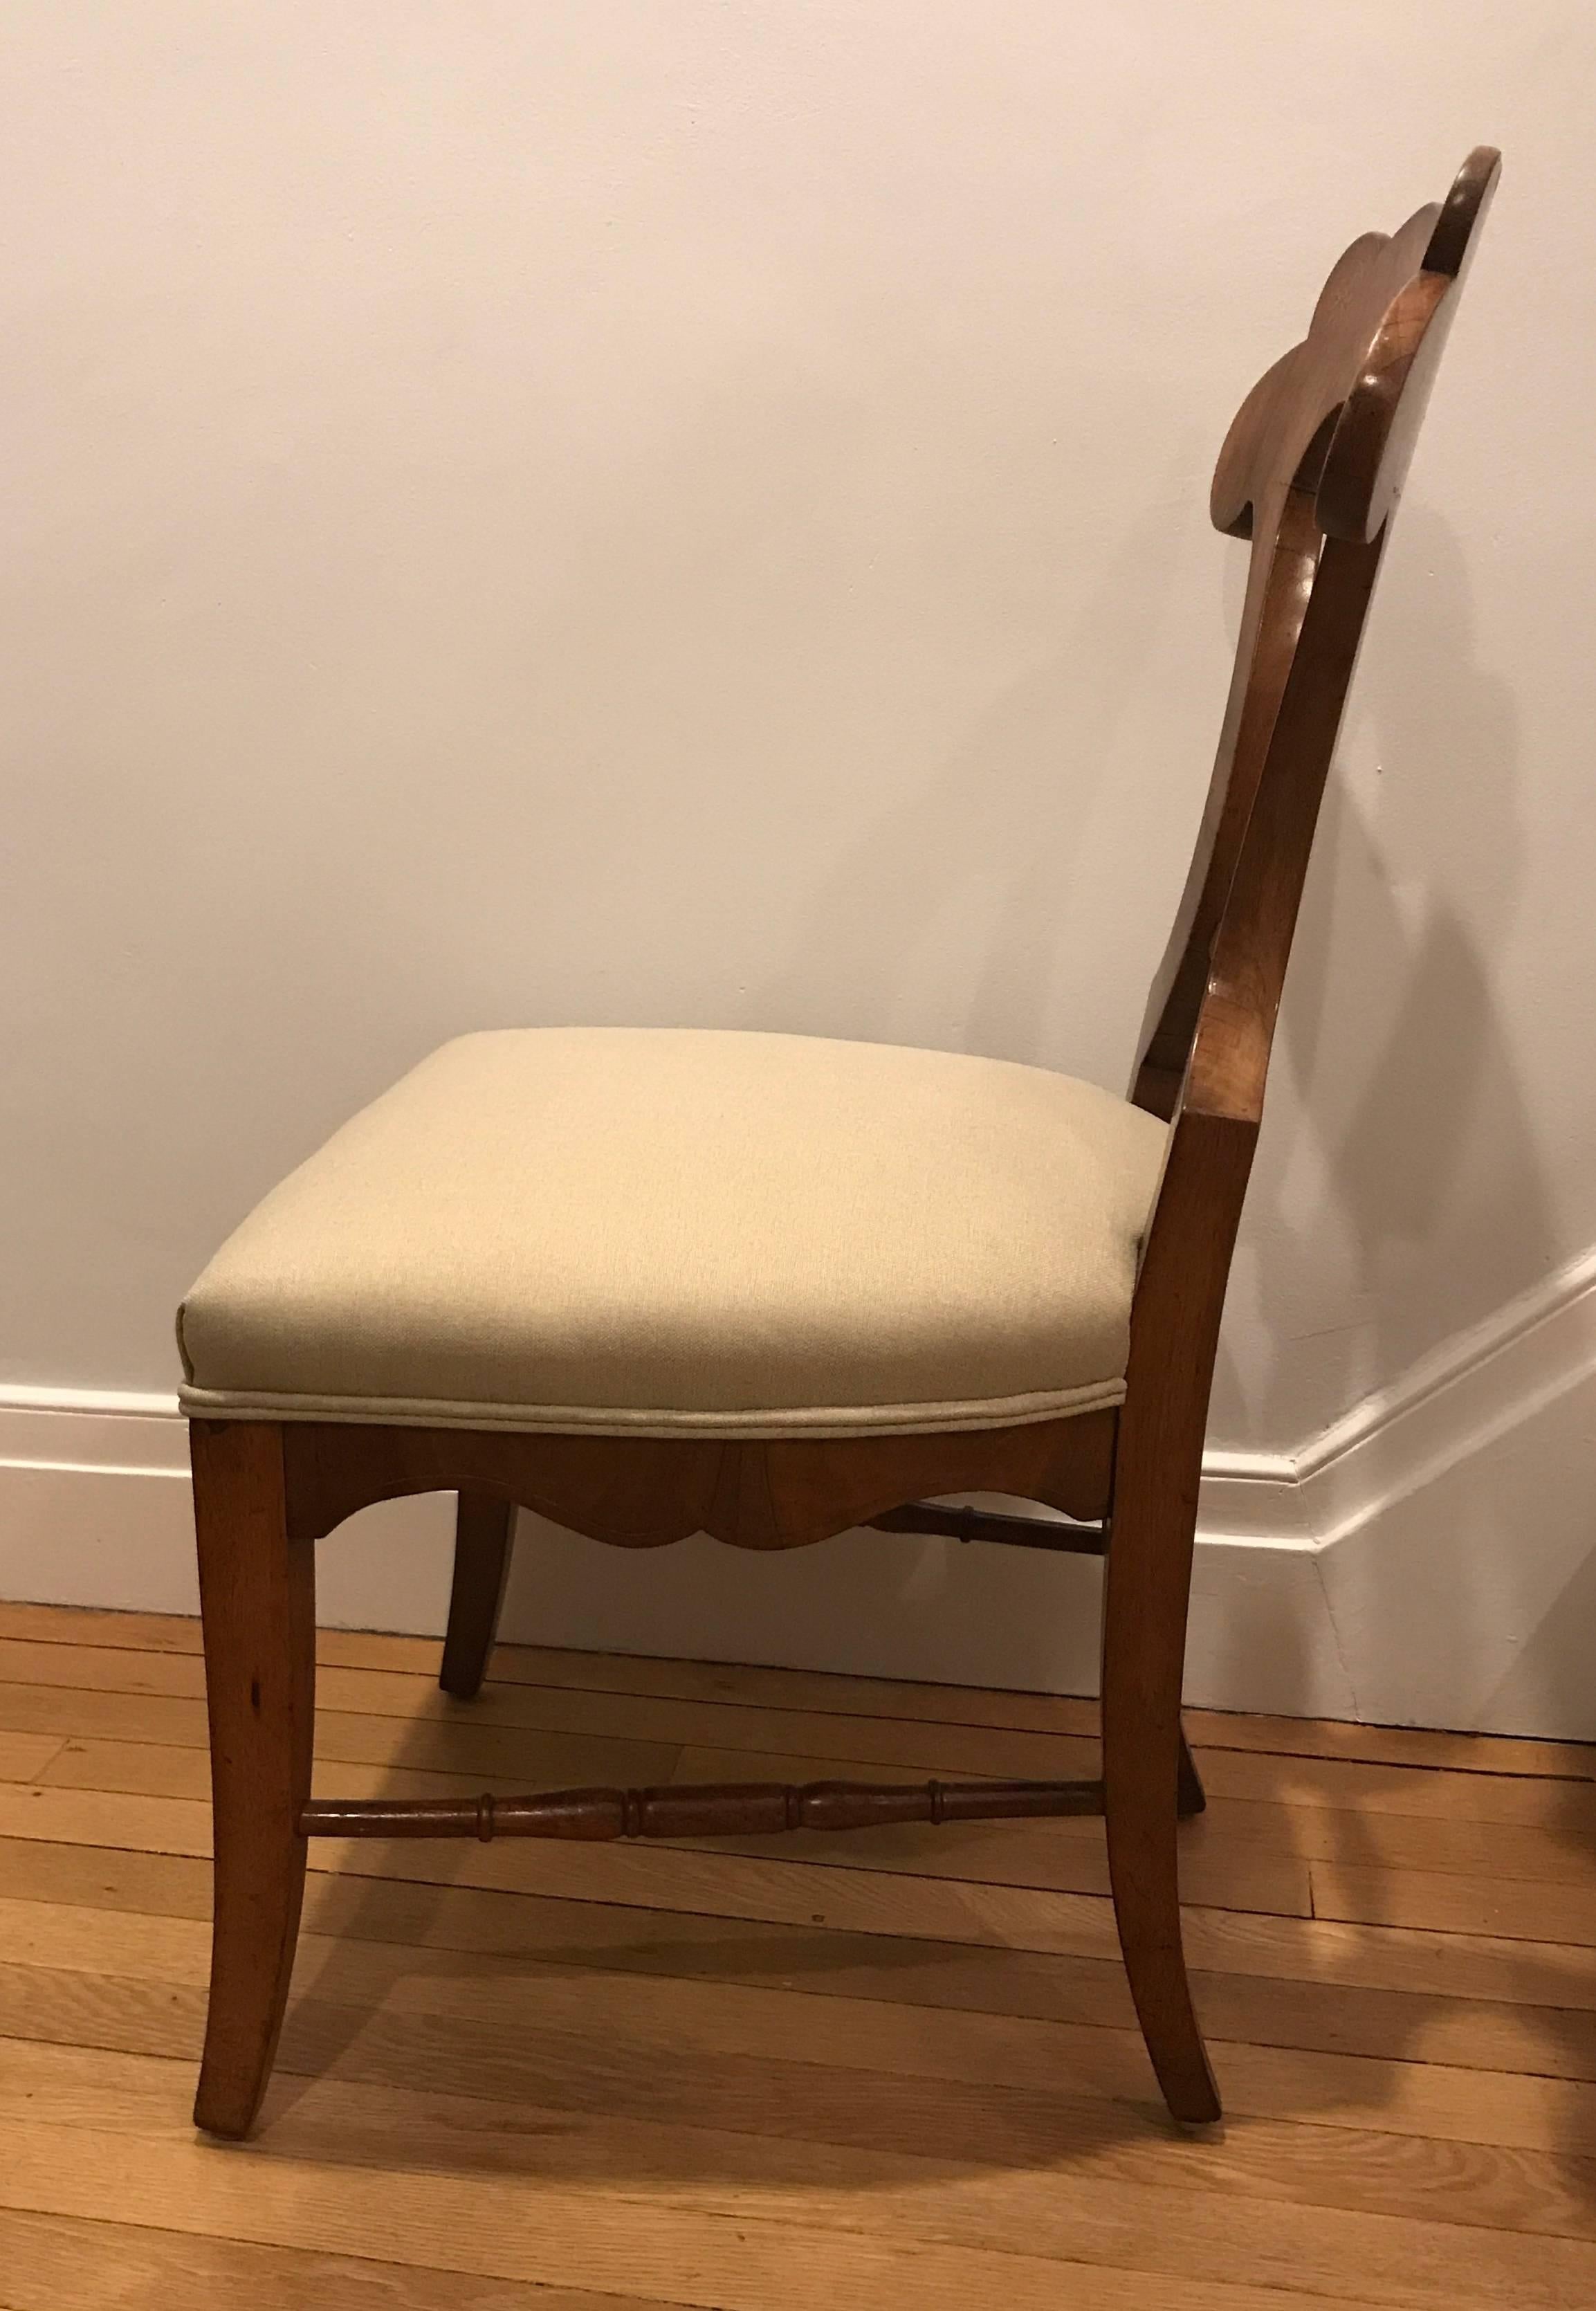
(3, 1602), (1596, 2308)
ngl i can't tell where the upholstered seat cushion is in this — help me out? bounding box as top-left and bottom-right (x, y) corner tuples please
(177, 1027), (1167, 1438)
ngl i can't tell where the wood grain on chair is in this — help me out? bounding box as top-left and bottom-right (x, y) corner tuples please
(184, 149), (1501, 2139)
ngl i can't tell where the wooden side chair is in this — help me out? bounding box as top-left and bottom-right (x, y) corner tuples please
(177, 149), (1499, 2139)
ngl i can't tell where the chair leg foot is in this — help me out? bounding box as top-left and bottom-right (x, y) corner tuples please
(190, 1421), (315, 2140)
(1103, 1750), (1221, 2123)
(1101, 1519), (1220, 2124)
(440, 1495), (517, 1699)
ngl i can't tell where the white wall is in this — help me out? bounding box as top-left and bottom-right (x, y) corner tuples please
(5, 5), (1596, 1728)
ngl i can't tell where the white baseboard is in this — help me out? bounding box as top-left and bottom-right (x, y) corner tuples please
(6, 1247), (1596, 1735)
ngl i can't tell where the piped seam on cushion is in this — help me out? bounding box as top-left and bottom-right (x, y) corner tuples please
(175, 1376), (1128, 1441)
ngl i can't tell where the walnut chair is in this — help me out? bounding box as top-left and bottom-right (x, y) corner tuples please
(177, 149), (1498, 2139)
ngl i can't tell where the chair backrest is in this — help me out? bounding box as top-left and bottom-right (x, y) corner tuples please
(1131, 148), (1499, 1129)
(1111, 152), (1499, 1507)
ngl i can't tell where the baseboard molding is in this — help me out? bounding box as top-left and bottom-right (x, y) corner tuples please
(6, 1248), (1596, 1735)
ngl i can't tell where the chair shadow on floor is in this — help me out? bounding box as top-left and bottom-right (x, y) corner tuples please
(255, 1647), (1175, 2175)
(212, 1600), (1593, 2233)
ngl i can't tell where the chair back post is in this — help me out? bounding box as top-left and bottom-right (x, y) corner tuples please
(1097, 160), (1498, 2127)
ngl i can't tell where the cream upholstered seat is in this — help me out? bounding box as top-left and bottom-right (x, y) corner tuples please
(178, 1027), (1167, 1439)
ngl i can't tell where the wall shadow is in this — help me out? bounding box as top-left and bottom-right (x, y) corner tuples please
(1209, 503), (1555, 1697)
(751, 480), (1204, 1077)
